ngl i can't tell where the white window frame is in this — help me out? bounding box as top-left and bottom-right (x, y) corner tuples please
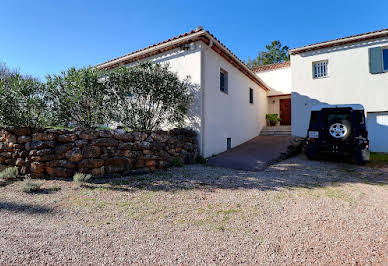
(220, 68), (228, 94)
(382, 47), (388, 72)
(312, 60), (328, 79)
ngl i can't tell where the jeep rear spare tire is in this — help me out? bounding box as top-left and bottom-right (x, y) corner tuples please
(329, 120), (351, 141)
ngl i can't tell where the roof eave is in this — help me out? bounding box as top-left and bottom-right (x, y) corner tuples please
(290, 29), (388, 55)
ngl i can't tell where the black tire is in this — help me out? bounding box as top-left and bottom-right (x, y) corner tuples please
(328, 119), (351, 142)
(354, 149), (370, 165)
(305, 143), (319, 160)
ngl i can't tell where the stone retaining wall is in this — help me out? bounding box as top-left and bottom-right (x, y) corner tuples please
(0, 128), (198, 178)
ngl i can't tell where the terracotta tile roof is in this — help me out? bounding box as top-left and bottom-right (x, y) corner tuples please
(290, 28), (388, 55)
(251, 61), (290, 72)
(95, 26), (270, 91)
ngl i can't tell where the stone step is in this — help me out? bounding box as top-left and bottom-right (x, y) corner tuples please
(260, 126), (291, 136)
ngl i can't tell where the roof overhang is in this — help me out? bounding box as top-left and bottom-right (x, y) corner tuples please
(96, 28), (270, 91)
(290, 28), (388, 55)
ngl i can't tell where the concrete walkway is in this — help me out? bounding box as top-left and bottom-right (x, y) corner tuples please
(207, 136), (293, 171)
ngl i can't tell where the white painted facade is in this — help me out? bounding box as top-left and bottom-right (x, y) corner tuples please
(290, 36), (388, 151)
(120, 40), (268, 158)
(202, 45), (267, 157)
(255, 66), (291, 119)
(255, 67), (291, 96)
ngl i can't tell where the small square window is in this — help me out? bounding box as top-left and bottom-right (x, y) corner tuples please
(249, 88), (253, 104)
(313, 60), (328, 79)
(383, 49), (388, 71)
(220, 69), (228, 94)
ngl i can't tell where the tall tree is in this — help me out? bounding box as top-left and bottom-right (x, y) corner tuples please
(246, 40), (290, 68)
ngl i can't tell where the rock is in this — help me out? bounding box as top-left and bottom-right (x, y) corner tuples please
(114, 131), (134, 141)
(151, 132), (170, 143)
(30, 162), (45, 174)
(105, 157), (133, 174)
(0, 152), (12, 159)
(132, 132), (148, 141)
(91, 166), (105, 176)
(45, 128), (68, 135)
(140, 141), (151, 149)
(15, 158), (24, 167)
(17, 136), (31, 144)
(30, 141), (56, 150)
(57, 134), (77, 143)
(78, 159), (104, 169)
(91, 138), (119, 147)
(145, 159), (157, 169)
(25, 142), (31, 151)
(18, 150), (28, 158)
(57, 160), (77, 169)
(82, 146), (101, 158)
(55, 143), (74, 154)
(79, 131), (98, 140)
(32, 133), (56, 141)
(75, 139), (89, 147)
(118, 142), (136, 150)
(99, 130), (113, 138)
(46, 167), (72, 178)
(65, 148), (83, 162)
(13, 128), (32, 136)
(36, 149), (52, 156)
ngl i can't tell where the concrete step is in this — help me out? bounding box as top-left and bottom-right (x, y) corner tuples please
(260, 126), (291, 136)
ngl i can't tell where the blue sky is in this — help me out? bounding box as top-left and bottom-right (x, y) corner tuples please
(1, 0), (387, 80)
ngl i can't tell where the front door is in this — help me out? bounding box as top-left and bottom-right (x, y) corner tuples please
(279, 98), (291, 125)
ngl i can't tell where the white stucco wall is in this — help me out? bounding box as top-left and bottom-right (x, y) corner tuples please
(291, 37), (388, 140)
(255, 67), (291, 96)
(201, 46), (267, 157)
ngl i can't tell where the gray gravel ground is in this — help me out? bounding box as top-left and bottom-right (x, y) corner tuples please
(1, 155), (388, 265)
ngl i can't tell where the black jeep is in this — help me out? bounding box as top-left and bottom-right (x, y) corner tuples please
(305, 104), (370, 164)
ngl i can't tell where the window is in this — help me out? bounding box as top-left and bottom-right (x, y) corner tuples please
(313, 60), (328, 79)
(249, 88), (253, 104)
(220, 69), (228, 93)
(383, 49), (388, 71)
(227, 138), (231, 150)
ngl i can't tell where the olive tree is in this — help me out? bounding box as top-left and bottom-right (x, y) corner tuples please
(0, 64), (48, 128)
(46, 67), (112, 128)
(105, 62), (192, 131)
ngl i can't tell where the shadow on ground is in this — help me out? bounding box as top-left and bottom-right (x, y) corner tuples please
(83, 155), (388, 193)
(0, 201), (54, 214)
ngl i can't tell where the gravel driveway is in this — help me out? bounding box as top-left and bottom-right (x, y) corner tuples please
(1, 155), (388, 265)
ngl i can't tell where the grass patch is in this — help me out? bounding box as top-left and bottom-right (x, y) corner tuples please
(323, 186), (355, 203)
(22, 177), (43, 193)
(0, 167), (18, 181)
(73, 172), (92, 184)
(370, 152), (388, 167)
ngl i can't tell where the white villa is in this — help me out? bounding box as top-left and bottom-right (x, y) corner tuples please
(97, 26), (388, 156)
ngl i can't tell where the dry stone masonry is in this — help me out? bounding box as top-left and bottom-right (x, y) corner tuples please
(0, 128), (198, 178)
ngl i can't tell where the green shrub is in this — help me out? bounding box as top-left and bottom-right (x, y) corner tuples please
(0, 63), (49, 128)
(171, 157), (184, 167)
(22, 177), (43, 193)
(266, 114), (281, 123)
(0, 167), (18, 181)
(196, 155), (207, 165)
(73, 172), (92, 184)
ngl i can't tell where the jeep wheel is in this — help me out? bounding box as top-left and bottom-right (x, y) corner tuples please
(329, 120), (351, 141)
(353, 149), (370, 165)
(305, 144), (319, 160)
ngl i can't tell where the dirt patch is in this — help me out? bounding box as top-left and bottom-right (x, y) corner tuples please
(0, 155), (387, 264)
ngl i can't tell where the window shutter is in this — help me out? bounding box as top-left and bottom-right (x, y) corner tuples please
(369, 47), (383, 74)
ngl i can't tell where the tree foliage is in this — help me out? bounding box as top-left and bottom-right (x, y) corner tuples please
(246, 40), (290, 68)
(46, 67), (111, 128)
(106, 62), (192, 131)
(0, 63), (48, 128)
